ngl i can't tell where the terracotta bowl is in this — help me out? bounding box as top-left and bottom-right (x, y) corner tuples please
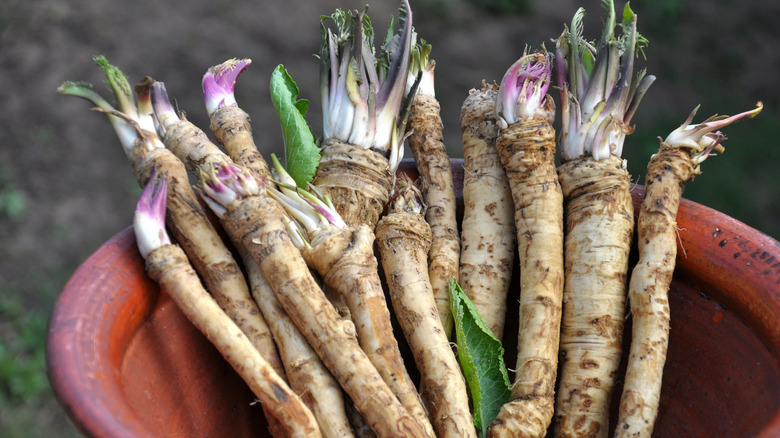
(47, 158), (780, 438)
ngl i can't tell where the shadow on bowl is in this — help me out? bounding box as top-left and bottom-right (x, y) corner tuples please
(47, 159), (780, 438)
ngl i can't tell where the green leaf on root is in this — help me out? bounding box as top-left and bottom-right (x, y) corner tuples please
(449, 277), (511, 437)
(270, 65), (320, 187)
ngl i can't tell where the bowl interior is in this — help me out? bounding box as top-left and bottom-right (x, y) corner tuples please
(48, 159), (780, 437)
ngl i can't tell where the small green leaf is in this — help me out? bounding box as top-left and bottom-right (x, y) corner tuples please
(582, 50), (595, 77)
(622, 2), (635, 25)
(449, 278), (511, 438)
(93, 55), (136, 117)
(294, 98), (309, 117)
(270, 65), (320, 188)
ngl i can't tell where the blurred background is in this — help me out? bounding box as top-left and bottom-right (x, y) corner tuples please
(1, 0), (777, 435)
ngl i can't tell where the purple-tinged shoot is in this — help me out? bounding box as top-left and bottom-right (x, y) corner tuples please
(149, 80), (181, 136)
(281, 210), (309, 251)
(556, 0), (655, 162)
(268, 154), (346, 235)
(319, 0), (415, 172)
(203, 58), (252, 116)
(664, 102), (762, 171)
(198, 162), (260, 218)
(294, 183), (346, 229)
(134, 168), (171, 259)
(271, 153), (342, 226)
(135, 77), (166, 137)
(268, 185), (324, 238)
(496, 50), (553, 129)
(320, 8), (375, 145)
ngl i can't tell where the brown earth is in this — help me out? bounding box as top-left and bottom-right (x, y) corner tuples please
(0, 0), (777, 436)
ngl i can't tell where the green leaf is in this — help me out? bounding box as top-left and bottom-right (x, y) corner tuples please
(270, 65), (320, 188)
(93, 55), (137, 118)
(622, 2), (635, 25)
(449, 278), (511, 438)
(582, 50), (595, 77)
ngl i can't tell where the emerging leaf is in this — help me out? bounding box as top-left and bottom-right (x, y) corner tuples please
(449, 278), (511, 437)
(270, 65), (320, 188)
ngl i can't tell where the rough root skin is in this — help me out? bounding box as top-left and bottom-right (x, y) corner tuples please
(554, 155), (635, 438)
(376, 212), (477, 438)
(407, 93), (460, 339)
(162, 119), (232, 174)
(209, 104), (270, 178)
(220, 194), (423, 438)
(134, 147), (283, 376)
(133, 149), (249, 324)
(134, 131), (287, 436)
(313, 138), (394, 228)
(489, 116), (564, 438)
(614, 144), (694, 438)
(458, 84), (516, 341)
(146, 245), (320, 438)
(303, 224), (436, 438)
(236, 244), (354, 438)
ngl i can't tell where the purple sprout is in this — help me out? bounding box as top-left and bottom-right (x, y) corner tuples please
(133, 168), (171, 259)
(198, 162), (260, 218)
(496, 50), (553, 128)
(664, 102), (763, 168)
(203, 58), (252, 116)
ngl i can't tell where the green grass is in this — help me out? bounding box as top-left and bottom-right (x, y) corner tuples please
(0, 269), (81, 437)
(0, 305), (48, 406)
(0, 167), (26, 221)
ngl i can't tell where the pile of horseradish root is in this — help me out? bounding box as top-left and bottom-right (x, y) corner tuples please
(58, 1), (761, 437)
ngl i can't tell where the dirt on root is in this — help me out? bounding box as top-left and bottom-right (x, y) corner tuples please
(0, 0), (777, 436)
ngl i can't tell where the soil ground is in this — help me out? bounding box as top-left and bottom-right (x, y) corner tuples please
(0, 0), (777, 436)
